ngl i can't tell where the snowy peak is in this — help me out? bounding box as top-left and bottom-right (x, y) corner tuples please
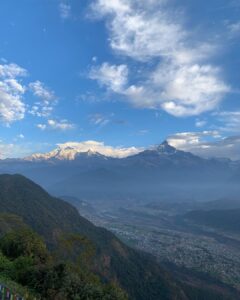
(24, 140), (184, 162)
(24, 141), (141, 161)
(25, 145), (105, 162)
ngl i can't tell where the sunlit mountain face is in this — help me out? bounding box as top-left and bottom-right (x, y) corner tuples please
(0, 1), (240, 299)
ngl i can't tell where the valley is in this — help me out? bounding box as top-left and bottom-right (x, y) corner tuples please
(70, 199), (240, 292)
(1, 1), (239, 298)
(1, 142), (240, 299)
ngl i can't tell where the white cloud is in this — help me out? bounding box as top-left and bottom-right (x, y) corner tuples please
(214, 111), (240, 132)
(59, 2), (71, 19)
(0, 63), (27, 124)
(168, 131), (221, 149)
(89, 113), (110, 126)
(12, 133), (25, 142)
(0, 63), (60, 125)
(56, 140), (141, 158)
(227, 21), (240, 37)
(37, 119), (75, 131)
(17, 134), (24, 139)
(37, 124), (47, 130)
(0, 142), (29, 159)
(29, 81), (56, 117)
(195, 119), (207, 128)
(154, 63), (229, 117)
(137, 129), (149, 136)
(90, 0), (230, 117)
(90, 62), (229, 117)
(89, 62), (128, 93)
(167, 131), (240, 160)
(29, 80), (55, 101)
(91, 0), (185, 61)
(0, 63), (27, 78)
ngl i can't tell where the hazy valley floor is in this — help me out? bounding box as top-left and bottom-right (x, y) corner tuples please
(70, 198), (240, 296)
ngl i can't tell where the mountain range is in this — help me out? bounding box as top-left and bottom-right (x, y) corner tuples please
(0, 141), (239, 204)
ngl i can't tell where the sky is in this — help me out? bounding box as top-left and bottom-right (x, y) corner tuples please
(0, 0), (239, 159)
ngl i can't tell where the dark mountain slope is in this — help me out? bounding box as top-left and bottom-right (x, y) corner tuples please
(0, 174), (187, 300)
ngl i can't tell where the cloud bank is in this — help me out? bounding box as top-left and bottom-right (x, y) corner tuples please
(168, 131), (240, 160)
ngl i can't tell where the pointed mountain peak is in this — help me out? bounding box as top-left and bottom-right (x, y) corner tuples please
(156, 140), (177, 155)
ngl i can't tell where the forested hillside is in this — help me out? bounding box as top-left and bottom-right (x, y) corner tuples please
(0, 174), (186, 300)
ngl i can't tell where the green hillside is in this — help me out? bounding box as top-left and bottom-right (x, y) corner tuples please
(0, 219), (127, 299)
(0, 174), (186, 300)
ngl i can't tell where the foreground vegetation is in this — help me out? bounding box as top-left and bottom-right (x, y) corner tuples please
(0, 228), (127, 299)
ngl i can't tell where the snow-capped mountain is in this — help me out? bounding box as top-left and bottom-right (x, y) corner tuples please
(24, 141), (140, 161)
(24, 140), (185, 162)
(0, 140), (239, 204)
(25, 146), (105, 161)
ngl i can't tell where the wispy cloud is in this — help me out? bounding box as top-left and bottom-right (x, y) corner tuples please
(29, 80), (55, 101)
(89, 113), (110, 126)
(59, 2), (71, 20)
(0, 141), (29, 159)
(90, 0), (230, 117)
(213, 111), (240, 133)
(168, 131), (221, 149)
(37, 119), (75, 131)
(227, 21), (240, 37)
(228, 21), (240, 35)
(29, 81), (57, 118)
(89, 62), (128, 93)
(195, 119), (207, 128)
(168, 131), (240, 160)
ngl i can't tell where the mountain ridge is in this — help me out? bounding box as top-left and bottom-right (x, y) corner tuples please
(16, 140), (228, 162)
(0, 174), (187, 300)
(0, 141), (239, 203)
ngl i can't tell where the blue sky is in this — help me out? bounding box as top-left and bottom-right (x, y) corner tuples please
(0, 0), (239, 159)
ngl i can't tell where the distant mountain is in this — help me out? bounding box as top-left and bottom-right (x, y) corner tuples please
(125, 140), (206, 170)
(25, 144), (109, 161)
(0, 141), (239, 203)
(47, 142), (238, 202)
